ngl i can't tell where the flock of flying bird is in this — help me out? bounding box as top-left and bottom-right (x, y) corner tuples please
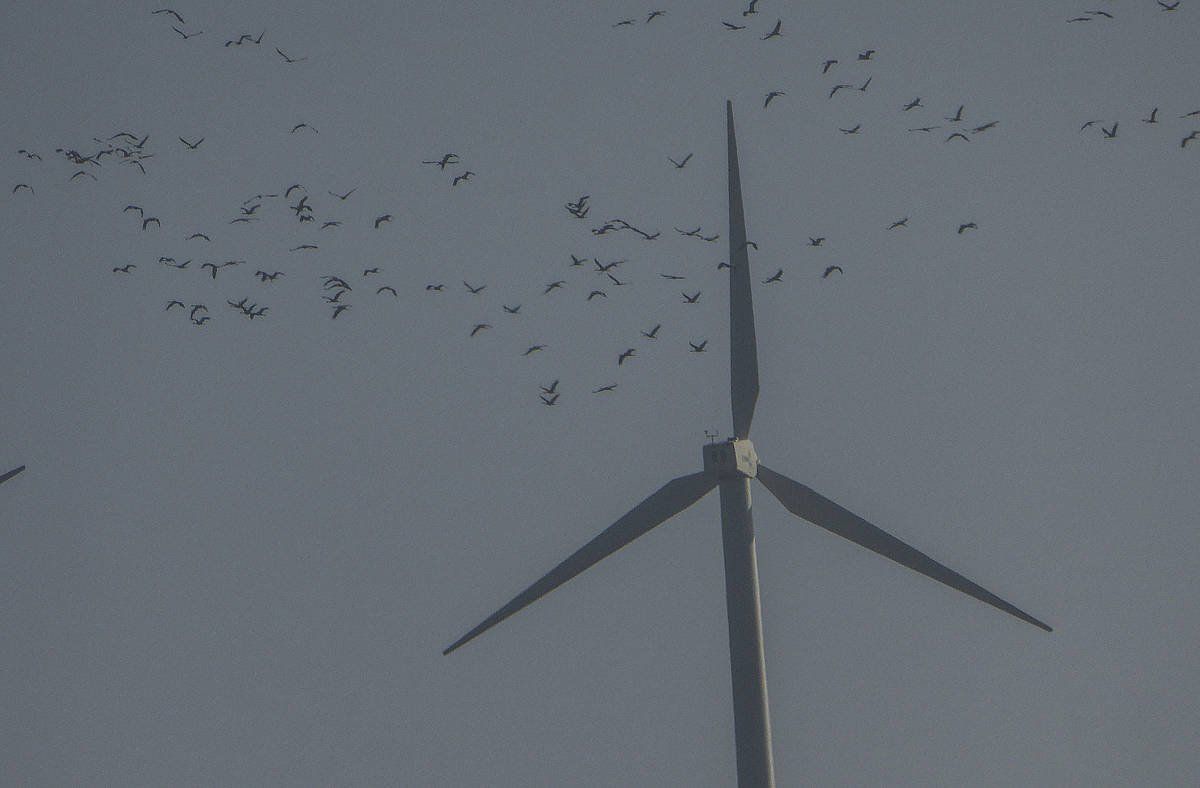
(6, 3), (1198, 410)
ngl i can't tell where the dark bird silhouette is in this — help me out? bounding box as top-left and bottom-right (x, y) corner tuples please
(172, 27), (203, 39)
(1067, 16), (1091, 22)
(858, 77), (872, 92)
(113, 264), (136, 273)
(122, 205), (141, 215)
(739, 240), (758, 251)
(682, 291), (702, 303)
(362, 267), (380, 276)
(165, 300), (185, 311)
(541, 380), (559, 394)
(426, 284), (444, 291)
(290, 123), (317, 134)
(1158, 1), (1180, 10)
(1087, 9), (1114, 17)
(642, 324), (662, 339)
(285, 184), (305, 197)
(275, 47), (307, 63)
(722, 21), (747, 30)
(823, 265), (843, 278)
(469, 323), (490, 337)
(587, 290), (608, 301)
(328, 187), (356, 200)
(1182, 130), (1200, 148)
(839, 124), (861, 135)
(12, 183), (33, 195)
(179, 136), (203, 149)
(946, 105), (964, 122)
(607, 273), (628, 286)
(228, 297), (249, 311)
(503, 304), (521, 314)
(902, 97), (923, 111)
(676, 226), (703, 237)
(593, 384), (618, 393)
(1180, 110), (1200, 119)
(189, 304), (207, 320)
(570, 254), (588, 267)
(743, 0), (760, 15)
(229, 217), (257, 224)
(829, 83), (853, 98)
(821, 58), (837, 73)
(452, 171), (475, 186)
(374, 214), (392, 228)
(377, 285), (398, 296)
(322, 275), (351, 289)
(618, 348), (636, 365)
(544, 280), (566, 294)
(323, 290), (347, 303)
(689, 340), (708, 353)
(142, 217), (161, 230)
(659, 273), (686, 280)
(321, 221), (341, 229)
(1101, 122), (1118, 139)
(957, 222), (978, 234)
(187, 232), (210, 241)
(908, 125), (942, 133)
(646, 10), (665, 22)
(201, 262), (220, 279)
(422, 153), (459, 169)
(946, 132), (970, 142)
(163, 258), (190, 268)
(1142, 108), (1159, 124)
(540, 393), (559, 406)
(241, 204), (261, 215)
(291, 244), (318, 252)
(764, 90), (786, 107)
(762, 269), (783, 283)
(70, 170), (97, 181)
(858, 49), (875, 60)
(152, 8), (185, 23)
(256, 270), (284, 282)
(331, 304), (351, 319)
(192, 315), (210, 325)
(761, 19), (782, 39)
(463, 281), (486, 294)
(888, 217), (909, 229)
(668, 153), (693, 168)
(970, 120), (998, 133)
(809, 236), (825, 246)
(593, 259), (623, 272)
(523, 345), (547, 356)
(612, 18), (636, 27)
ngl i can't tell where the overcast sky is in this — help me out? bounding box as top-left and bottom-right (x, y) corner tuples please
(2, 1), (1199, 785)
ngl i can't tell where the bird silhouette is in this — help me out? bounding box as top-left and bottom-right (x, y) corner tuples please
(331, 304), (351, 319)
(970, 121), (998, 133)
(858, 77), (872, 92)
(1142, 108), (1158, 124)
(451, 171), (475, 186)
(544, 280), (566, 294)
(668, 153), (693, 168)
(469, 323), (490, 337)
(142, 217), (161, 230)
(646, 10), (665, 22)
(362, 267), (380, 276)
(888, 217), (909, 229)
(290, 123), (317, 134)
(858, 49), (875, 60)
(187, 232), (210, 241)
(618, 348), (636, 365)
(523, 345), (547, 356)
(593, 384), (618, 393)
(503, 304), (522, 314)
(829, 83), (853, 98)
(165, 300), (185, 311)
(426, 284), (445, 291)
(329, 187), (357, 200)
(764, 90), (786, 107)
(275, 48), (307, 63)
(641, 323), (662, 339)
(422, 153), (459, 169)
(374, 214), (392, 228)
(1182, 131), (1200, 148)
(761, 19), (782, 39)
(762, 269), (784, 283)
(179, 136), (203, 149)
(113, 264), (136, 273)
(541, 380), (559, 394)
(946, 105), (964, 122)
(659, 273), (686, 280)
(839, 125), (862, 134)
(540, 393), (559, 406)
(192, 316), (210, 325)
(463, 281), (486, 294)
(722, 21), (747, 30)
(682, 291), (702, 303)
(743, 0), (759, 15)
(946, 132), (970, 142)
(255, 270), (284, 282)
(689, 340), (708, 352)
(821, 59), (837, 73)
(377, 286), (398, 296)
(957, 222), (978, 234)
(823, 265), (843, 278)
(587, 290), (607, 301)
(809, 237), (825, 246)
(12, 183), (33, 195)
(1158, 1), (1180, 10)
(152, 8), (185, 23)
(902, 97), (923, 111)
(1101, 122), (1118, 139)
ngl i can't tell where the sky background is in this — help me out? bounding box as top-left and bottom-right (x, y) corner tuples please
(2, 1), (1199, 785)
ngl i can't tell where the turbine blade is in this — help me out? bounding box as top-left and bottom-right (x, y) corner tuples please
(727, 100), (759, 440)
(756, 464), (1051, 632)
(0, 465), (25, 485)
(443, 471), (718, 655)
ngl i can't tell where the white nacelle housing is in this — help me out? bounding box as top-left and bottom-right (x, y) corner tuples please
(703, 438), (758, 479)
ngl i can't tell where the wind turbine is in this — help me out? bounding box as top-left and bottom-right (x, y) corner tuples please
(443, 101), (1051, 787)
(0, 465), (25, 486)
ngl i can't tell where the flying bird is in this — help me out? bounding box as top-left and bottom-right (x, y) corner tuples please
(821, 59), (837, 73)
(1142, 108), (1159, 124)
(1101, 122), (1118, 139)
(12, 183), (33, 194)
(659, 273), (686, 280)
(540, 393), (559, 406)
(421, 153), (459, 169)
(902, 97), (923, 111)
(374, 214), (392, 228)
(762, 269), (783, 283)
(618, 348), (636, 365)
(275, 47), (307, 63)
(452, 171), (475, 186)
(331, 304), (351, 319)
(255, 270), (284, 281)
(945, 132), (970, 142)
(823, 265), (843, 278)
(743, 0), (759, 15)
(689, 340), (708, 353)
(329, 187), (357, 200)
(362, 267), (380, 276)
(587, 290), (608, 301)
(829, 83), (853, 98)
(646, 10), (665, 22)
(142, 217), (160, 230)
(376, 286), (398, 297)
(291, 244), (318, 251)
(544, 280), (566, 294)
(888, 217), (908, 229)
(764, 90), (786, 107)
(541, 380), (559, 394)
(761, 19), (782, 39)
(809, 237), (825, 246)
(641, 324), (661, 339)
(290, 123), (317, 134)
(179, 136), (204, 149)
(593, 384), (618, 393)
(463, 281), (486, 294)
(839, 125), (861, 135)
(1158, 1), (1180, 10)
(682, 291), (702, 303)
(946, 105), (964, 122)
(503, 304), (522, 314)
(113, 264), (136, 273)
(426, 284), (444, 291)
(1182, 130), (1200, 148)
(523, 345), (547, 356)
(469, 323), (490, 337)
(858, 77), (872, 92)
(722, 21), (747, 30)
(858, 49), (875, 60)
(957, 222), (978, 234)
(970, 121), (998, 133)
(668, 153), (693, 168)
(165, 300), (185, 311)
(152, 8), (185, 23)
(187, 232), (210, 241)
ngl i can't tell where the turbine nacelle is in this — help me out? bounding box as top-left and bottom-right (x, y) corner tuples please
(704, 438), (758, 479)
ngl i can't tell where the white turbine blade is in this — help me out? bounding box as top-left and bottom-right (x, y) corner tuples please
(726, 100), (759, 440)
(0, 465), (25, 485)
(443, 471), (718, 655)
(756, 464), (1052, 632)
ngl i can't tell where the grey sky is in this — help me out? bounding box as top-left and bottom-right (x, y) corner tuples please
(2, 1), (1199, 785)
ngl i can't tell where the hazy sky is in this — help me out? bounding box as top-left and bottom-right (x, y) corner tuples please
(2, 2), (1199, 785)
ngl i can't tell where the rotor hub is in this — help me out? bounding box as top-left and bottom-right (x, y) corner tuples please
(703, 438), (758, 479)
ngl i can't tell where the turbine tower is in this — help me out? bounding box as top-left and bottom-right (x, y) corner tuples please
(444, 101), (1051, 788)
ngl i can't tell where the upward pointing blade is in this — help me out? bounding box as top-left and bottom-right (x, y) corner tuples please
(443, 471), (718, 655)
(0, 465), (25, 486)
(756, 464), (1052, 632)
(727, 100), (760, 440)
